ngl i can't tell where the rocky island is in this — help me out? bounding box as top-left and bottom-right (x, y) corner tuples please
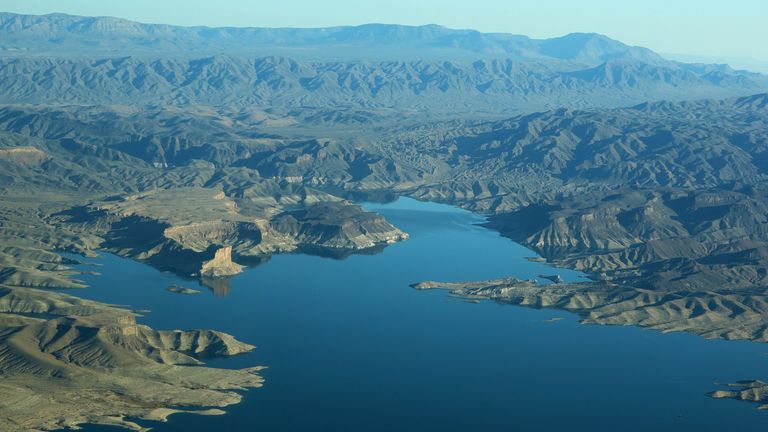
(166, 284), (202, 295)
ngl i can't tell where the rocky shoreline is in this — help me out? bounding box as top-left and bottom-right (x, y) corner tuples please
(0, 285), (264, 431)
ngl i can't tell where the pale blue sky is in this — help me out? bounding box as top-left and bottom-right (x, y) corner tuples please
(3, 0), (767, 60)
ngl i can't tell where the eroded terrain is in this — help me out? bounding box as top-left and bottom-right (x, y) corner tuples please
(2, 11), (768, 426)
(0, 285), (264, 431)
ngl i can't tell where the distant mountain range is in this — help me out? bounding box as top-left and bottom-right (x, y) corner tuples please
(0, 12), (666, 64)
(0, 12), (766, 117)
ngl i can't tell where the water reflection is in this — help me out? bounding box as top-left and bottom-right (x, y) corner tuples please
(200, 245), (389, 296)
(200, 276), (232, 296)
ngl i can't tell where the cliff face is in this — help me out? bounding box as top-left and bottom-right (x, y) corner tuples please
(199, 246), (244, 278)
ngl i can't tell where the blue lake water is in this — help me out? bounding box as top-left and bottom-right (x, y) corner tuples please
(68, 198), (768, 431)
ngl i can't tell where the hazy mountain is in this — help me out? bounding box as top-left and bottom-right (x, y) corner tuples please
(1, 55), (766, 117)
(0, 12), (666, 64)
(0, 12), (765, 116)
(664, 52), (768, 74)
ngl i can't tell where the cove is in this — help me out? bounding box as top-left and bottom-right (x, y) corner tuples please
(66, 198), (768, 431)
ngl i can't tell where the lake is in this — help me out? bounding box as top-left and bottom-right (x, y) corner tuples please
(67, 198), (768, 431)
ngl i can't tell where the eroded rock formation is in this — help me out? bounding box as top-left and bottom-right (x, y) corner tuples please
(200, 246), (244, 277)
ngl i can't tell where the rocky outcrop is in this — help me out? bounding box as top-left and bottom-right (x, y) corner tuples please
(199, 246), (244, 278)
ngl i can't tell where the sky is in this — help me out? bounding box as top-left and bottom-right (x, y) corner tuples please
(3, 0), (767, 62)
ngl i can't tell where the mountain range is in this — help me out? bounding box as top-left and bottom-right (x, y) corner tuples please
(0, 12), (668, 63)
(0, 12), (765, 118)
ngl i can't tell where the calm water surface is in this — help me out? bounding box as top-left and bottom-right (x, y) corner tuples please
(69, 198), (768, 431)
